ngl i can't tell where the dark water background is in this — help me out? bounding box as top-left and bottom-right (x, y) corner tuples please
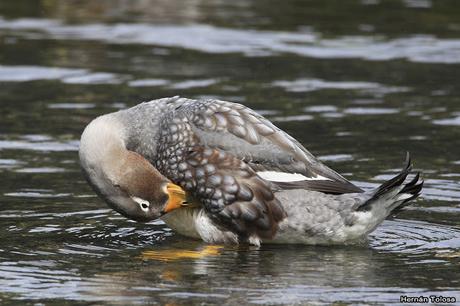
(1, 0), (460, 305)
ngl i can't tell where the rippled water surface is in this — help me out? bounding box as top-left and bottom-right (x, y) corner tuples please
(1, 1), (459, 305)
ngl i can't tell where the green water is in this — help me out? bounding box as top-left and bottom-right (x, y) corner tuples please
(0, 0), (459, 305)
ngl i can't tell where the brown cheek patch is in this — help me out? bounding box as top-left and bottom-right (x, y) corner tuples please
(117, 151), (168, 204)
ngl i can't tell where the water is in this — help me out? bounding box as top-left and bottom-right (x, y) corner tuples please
(1, 1), (459, 304)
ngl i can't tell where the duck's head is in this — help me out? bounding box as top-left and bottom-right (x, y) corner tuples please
(79, 114), (187, 222)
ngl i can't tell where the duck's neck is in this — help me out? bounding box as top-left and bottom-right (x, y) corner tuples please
(79, 113), (127, 184)
(78, 100), (175, 214)
(114, 102), (166, 162)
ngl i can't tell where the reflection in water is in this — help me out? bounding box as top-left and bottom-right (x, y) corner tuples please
(0, 214), (459, 303)
(1, 0), (460, 304)
(142, 245), (224, 261)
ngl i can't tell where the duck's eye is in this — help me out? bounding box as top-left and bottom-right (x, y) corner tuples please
(131, 196), (150, 212)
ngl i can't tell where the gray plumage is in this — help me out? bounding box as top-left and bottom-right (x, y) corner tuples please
(80, 96), (422, 245)
(164, 155), (423, 245)
(111, 96), (365, 240)
(271, 156), (422, 244)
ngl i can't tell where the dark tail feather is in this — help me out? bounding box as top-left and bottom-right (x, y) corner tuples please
(392, 171), (424, 213)
(358, 152), (423, 212)
(373, 152), (412, 199)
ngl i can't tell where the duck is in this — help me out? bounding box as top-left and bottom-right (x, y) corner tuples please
(79, 96), (423, 245)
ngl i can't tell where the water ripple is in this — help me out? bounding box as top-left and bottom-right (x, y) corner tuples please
(1, 17), (460, 63)
(0, 137), (78, 152)
(370, 219), (460, 255)
(343, 107), (399, 115)
(15, 167), (66, 173)
(433, 116), (460, 126)
(272, 78), (409, 94)
(270, 114), (313, 122)
(128, 78), (169, 87)
(48, 103), (95, 109)
(243, 286), (458, 305)
(4, 189), (71, 198)
(0, 65), (124, 84)
(0, 158), (23, 169)
(318, 154), (354, 162)
(421, 178), (460, 202)
(170, 79), (219, 90)
(0, 261), (162, 302)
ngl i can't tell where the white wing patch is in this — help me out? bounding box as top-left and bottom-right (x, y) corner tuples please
(257, 171), (331, 182)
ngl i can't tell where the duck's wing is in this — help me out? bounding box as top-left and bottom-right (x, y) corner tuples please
(168, 98), (363, 194)
(156, 144), (286, 240)
(153, 97), (360, 240)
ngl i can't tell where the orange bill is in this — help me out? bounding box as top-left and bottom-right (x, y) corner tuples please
(163, 182), (187, 213)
